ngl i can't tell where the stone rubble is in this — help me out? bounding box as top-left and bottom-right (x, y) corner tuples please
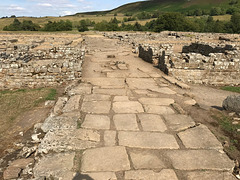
(0, 34), (85, 90)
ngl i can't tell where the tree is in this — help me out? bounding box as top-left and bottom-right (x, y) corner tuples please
(78, 20), (89, 32)
(153, 13), (188, 32)
(230, 13), (240, 33)
(21, 20), (40, 31)
(133, 22), (143, 31)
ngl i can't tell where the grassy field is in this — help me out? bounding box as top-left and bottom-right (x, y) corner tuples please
(0, 14), (126, 30)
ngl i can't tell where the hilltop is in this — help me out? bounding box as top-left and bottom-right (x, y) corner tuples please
(75, 0), (239, 15)
(110, 0), (237, 13)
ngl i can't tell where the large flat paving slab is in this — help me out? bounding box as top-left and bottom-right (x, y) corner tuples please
(138, 114), (167, 132)
(129, 151), (166, 169)
(124, 169), (178, 180)
(82, 114), (110, 130)
(84, 78), (125, 88)
(185, 171), (236, 180)
(62, 95), (81, 113)
(93, 88), (127, 96)
(81, 101), (111, 114)
(41, 116), (78, 133)
(144, 105), (175, 115)
(83, 94), (111, 101)
(118, 131), (179, 149)
(68, 83), (92, 96)
(113, 101), (144, 113)
(139, 98), (175, 106)
(81, 172), (117, 180)
(126, 78), (159, 90)
(104, 130), (116, 146)
(163, 114), (196, 131)
(38, 129), (100, 153)
(113, 114), (139, 131)
(34, 153), (75, 180)
(113, 96), (129, 102)
(149, 87), (176, 95)
(167, 150), (234, 171)
(81, 146), (131, 172)
(178, 124), (223, 149)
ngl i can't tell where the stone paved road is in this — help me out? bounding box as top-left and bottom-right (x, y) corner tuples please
(33, 35), (236, 180)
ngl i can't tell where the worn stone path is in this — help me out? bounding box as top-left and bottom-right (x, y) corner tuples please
(33, 35), (236, 180)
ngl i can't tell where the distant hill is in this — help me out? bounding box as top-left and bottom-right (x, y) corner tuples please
(75, 0), (238, 15)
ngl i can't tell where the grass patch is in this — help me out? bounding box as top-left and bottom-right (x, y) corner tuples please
(220, 86), (240, 93)
(212, 113), (240, 134)
(45, 89), (57, 100)
(211, 111), (240, 157)
(0, 88), (57, 135)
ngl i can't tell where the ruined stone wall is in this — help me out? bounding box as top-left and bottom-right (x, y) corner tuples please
(102, 31), (240, 85)
(159, 43), (240, 85)
(138, 44), (173, 64)
(0, 34), (85, 90)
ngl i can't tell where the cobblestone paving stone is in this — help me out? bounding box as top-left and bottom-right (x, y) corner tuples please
(33, 35), (236, 180)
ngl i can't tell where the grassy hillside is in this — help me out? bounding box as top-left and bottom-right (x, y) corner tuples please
(110, 0), (237, 13)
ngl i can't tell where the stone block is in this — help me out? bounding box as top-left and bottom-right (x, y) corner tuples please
(178, 125), (222, 149)
(119, 131), (179, 149)
(113, 114), (139, 131)
(81, 146), (130, 172)
(81, 101), (111, 114)
(113, 101), (144, 113)
(82, 114), (110, 130)
(138, 114), (167, 132)
(167, 150), (234, 171)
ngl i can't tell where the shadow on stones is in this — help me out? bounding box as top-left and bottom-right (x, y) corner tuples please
(211, 106), (224, 111)
(72, 173), (94, 180)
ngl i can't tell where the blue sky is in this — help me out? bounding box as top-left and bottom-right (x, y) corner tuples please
(0, 0), (141, 17)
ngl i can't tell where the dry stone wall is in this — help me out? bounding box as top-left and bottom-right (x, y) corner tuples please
(0, 34), (85, 90)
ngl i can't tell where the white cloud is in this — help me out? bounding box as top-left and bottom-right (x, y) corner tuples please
(77, 0), (85, 2)
(82, 6), (93, 10)
(65, 4), (76, 8)
(62, 11), (73, 16)
(37, 3), (53, 7)
(8, 5), (25, 11)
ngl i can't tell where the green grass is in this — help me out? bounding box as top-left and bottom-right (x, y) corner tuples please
(0, 87), (57, 129)
(111, 0), (235, 13)
(221, 86), (240, 93)
(212, 113), (240, 135)
(45, 89), (57, 100)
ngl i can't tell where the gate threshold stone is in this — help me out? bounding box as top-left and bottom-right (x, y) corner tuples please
(119, 131), (179, 149)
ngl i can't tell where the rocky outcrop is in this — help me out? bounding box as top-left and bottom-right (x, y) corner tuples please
(223, 95), (240, 113)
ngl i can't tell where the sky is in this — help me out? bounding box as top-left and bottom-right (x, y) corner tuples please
(0, 0), (141, 17)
